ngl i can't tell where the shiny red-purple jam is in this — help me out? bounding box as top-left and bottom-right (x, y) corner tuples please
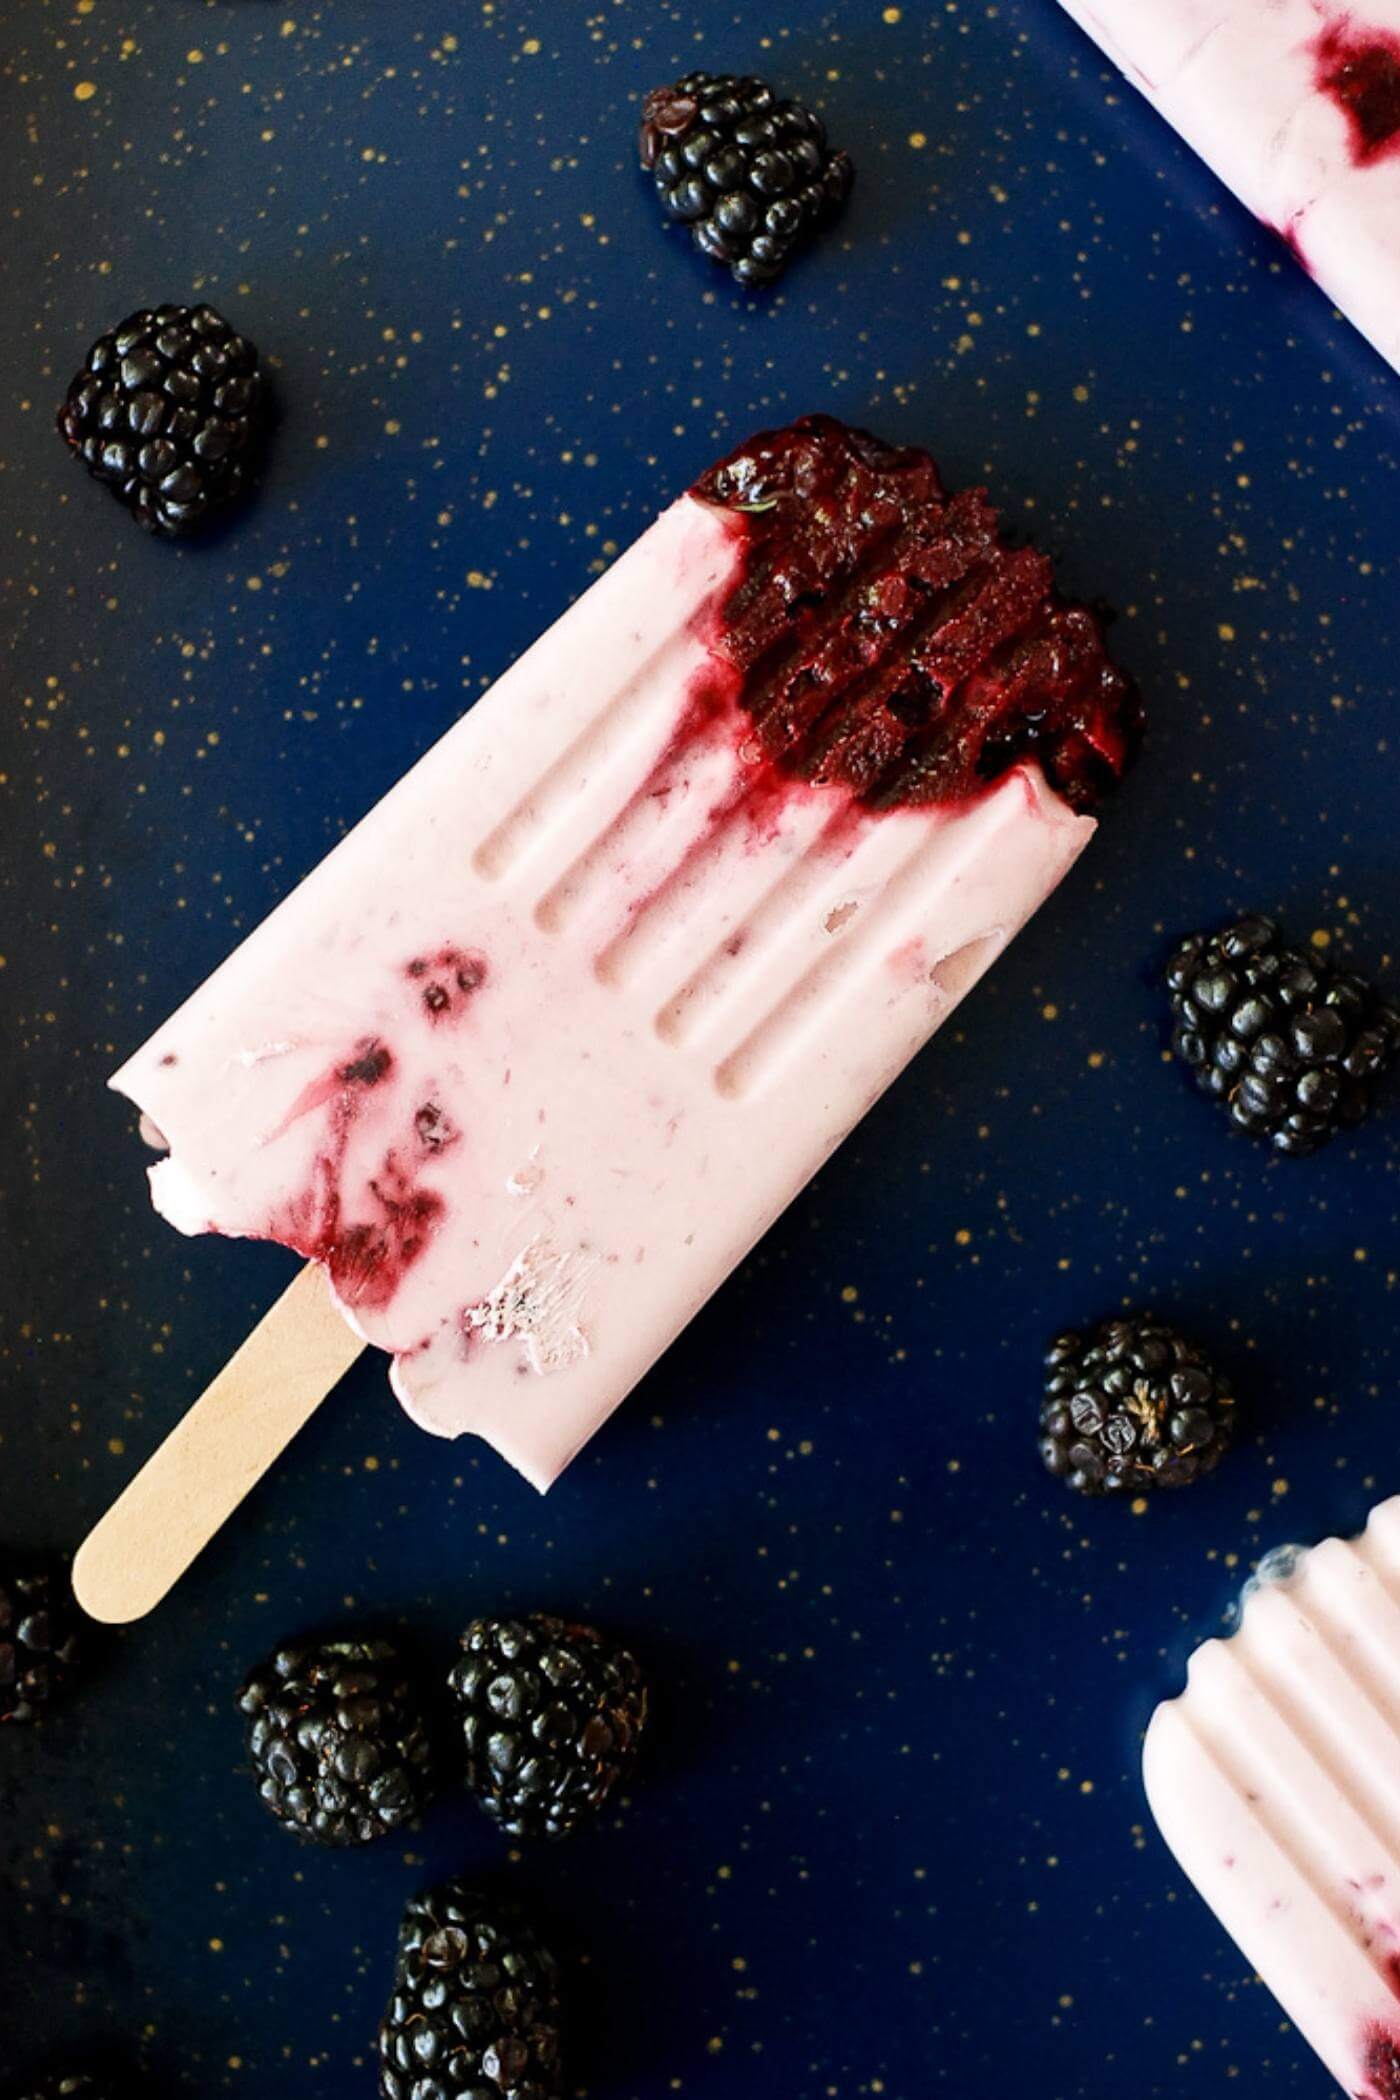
(691, 415), (1141, 813)
(1365, 2024), (1400, 2100)
(1315, 21), (1400, 166)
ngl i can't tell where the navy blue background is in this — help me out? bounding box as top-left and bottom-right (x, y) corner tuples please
(2, 2), (1398, 2094)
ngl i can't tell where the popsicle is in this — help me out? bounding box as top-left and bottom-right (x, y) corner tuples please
(1144, 1498), (1400, 2098)
(78, 415), (1137, 1619)
(1055, 0), (1400, 376)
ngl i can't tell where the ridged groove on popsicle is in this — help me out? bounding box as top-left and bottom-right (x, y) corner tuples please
(1230, 1612), (1400, 1881)
(1355, 1502), (1400, 1598)
(710, 815), (1005, 1099)
(535, 517), (927, 940)
(1297, 1539), (1400, 1705)
(1170, 1663), (1400, 2009)
(472, 625), (710, 884)
(593, 788), (837, 995)
(531, 720), (749, 937)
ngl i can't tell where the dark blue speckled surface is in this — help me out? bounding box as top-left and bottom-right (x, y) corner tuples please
(2, 2), (1398, 2094)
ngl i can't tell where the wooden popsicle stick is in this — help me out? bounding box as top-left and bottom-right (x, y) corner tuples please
(73, 1262), (365, 1624)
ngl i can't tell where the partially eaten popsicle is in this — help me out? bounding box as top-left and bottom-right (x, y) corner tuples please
(1056, 0), (1400, 376)
(78, 416), (1137, 1620)
(1145, 1498), (1400, 2098)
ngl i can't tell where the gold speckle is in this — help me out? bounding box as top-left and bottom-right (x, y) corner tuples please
(1218, 622), (1236, 642)
(74, 80), (97, 101)
(385, 418), (401, 435)
(1041, 1002), (1059, 1022)
(883, 4), (903, 18)
(1072, 383), (1090, 404)
(840, 1283), (859, 1303)
(1131, 1496), (1149, 1516)
(521, 36), (541, 55)
(908, 130), (927, 149)
(108, 1437), (125, 1457)
(364, 1454), (380, 1472)
(208, 1937), (225, 1953)
(187, 48), (204, 64)
(954, 1228), (971, 1247)
(1272, 1478), (1290, 1496)
(1311, 927), (1332, 950)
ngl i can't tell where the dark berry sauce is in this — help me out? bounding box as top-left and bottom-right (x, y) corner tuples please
(265, 1030), (445, 1309)
(1364, 2025), (1400, 2100)
(1315, 22), (1400, 166)
(406, 946), (488, 1022)
(690, 415), (1141, 813)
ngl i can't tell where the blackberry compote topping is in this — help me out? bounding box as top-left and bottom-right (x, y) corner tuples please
(448, 1613), (647, 1841)
(378, 1878), (563, 2100)
(1040, 1314), (1236, 1497)
(639, 71), (852, 287)
(1167, 913), (1400, 1156)
(237, 1635), (437, 1846)
(692, 416), (1141, 813)
(0, 1565), (81, 1725)
(57, 303), (268, 537)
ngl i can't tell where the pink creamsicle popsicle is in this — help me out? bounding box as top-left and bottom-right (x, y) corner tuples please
(1056, 0), (1400, 375)
(1145, 1498), (1400, 2099)
(110, 416), (1138, 1492)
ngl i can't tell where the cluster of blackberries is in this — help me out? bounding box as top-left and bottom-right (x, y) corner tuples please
(237, 1613), (646, 1849)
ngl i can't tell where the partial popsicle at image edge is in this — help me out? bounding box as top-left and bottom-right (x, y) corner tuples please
(1145, 1497), (1400, 2100)
(1055, 0), (1400, 374)
(80, 415), (1140, 1620)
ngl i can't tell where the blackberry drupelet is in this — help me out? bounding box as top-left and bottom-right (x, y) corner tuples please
(1167, 912), (1400, 1156)
(57, 304), (267, 537)
(1040, 1315), (1236, 1497)
(639, 71), (853, 287)
(0, 1565), (81, 1724)
(237, 1635), (436, 1846)
(448, 1613), (646, 1841)
(378, 1878), (562, 2100)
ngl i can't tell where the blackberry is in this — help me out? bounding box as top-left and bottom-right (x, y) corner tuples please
(57, 303), (268, 537)
(236, 1635), (436, 1846)
(448, 1614), (646, 1841)
(378, 1878), (562, 2100)
(1040, 1314), (1236, 1497)
(0, 1565), (81, 1725)
(639, 71), (853, 287)
(1167, 912), (1400, 1156)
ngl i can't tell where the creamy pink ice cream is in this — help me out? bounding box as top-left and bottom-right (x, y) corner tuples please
(1057, 0), (1400, 374)
(111, 418), (1137, 1490)
(1145, 1498), (1400, 2099)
